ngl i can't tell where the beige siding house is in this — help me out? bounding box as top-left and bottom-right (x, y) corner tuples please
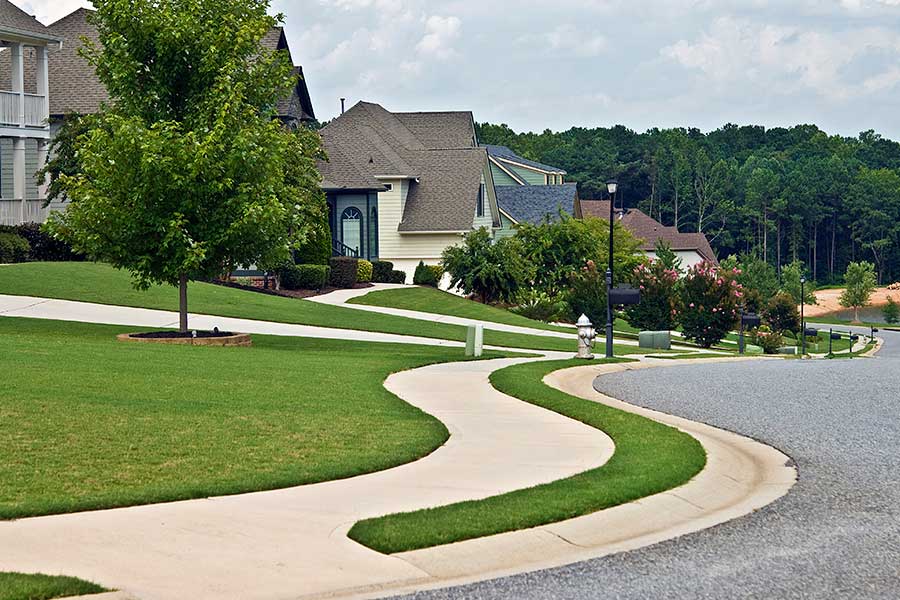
(317, 101), (501, 282)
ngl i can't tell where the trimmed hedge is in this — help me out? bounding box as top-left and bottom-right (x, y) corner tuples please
(357, 259), (373, 283)
(0, 222), (82, 262)
(388, 269), (407, 284)
(329, 256), (359, 288)
(0, 233), (30, 263)
(278, 263), (331, 290)
(372, 260), (394, 283)
(413, 261), (443, 287)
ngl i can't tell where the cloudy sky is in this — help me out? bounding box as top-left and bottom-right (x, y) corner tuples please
(16, 0), (900, 139)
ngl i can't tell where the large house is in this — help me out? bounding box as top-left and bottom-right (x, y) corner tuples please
(0, 4), (315, 226)
(577, 199), (717, 268)
(0, 0), (59, 225)
(317, 101), (499, 279)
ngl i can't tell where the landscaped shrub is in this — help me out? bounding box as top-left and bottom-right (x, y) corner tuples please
(372, 260), (394, 283)
(442, 227), (533, 303)
(566, 260), (607, 326)
(764, 292), (800, 333)
(883, 296), (900, 324)
(511, 289), (568, 323)
(297, 264), (329, 289)
(357, 259), (373, 283)
(751, 325), (784, 354)
(294, 222), (332, 265)
(0, 223), (82, 262)
(329, 256), (359, 288)
(413, 261), (443, 287)
(388, 270), (407, 284)
(625, 259), (681, 331)
(0, 233), (30, 263)
(680, 261), (742, 348)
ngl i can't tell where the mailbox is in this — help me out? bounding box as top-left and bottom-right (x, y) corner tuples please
(741, 313), (761, 328)
(851, 334), (860, 343)
(830, 332), (842, 341)
(804, 327), (819, 338)
(609, 285), (641, 306)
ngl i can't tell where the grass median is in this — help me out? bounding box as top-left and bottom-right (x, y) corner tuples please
(0, 317), (517, 519)
(0, 572), (106, 600)
(347, 358), (707, 554)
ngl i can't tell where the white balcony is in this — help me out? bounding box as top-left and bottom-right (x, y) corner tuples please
(0, 91), (47, 128)
(0, 199), (49, 226)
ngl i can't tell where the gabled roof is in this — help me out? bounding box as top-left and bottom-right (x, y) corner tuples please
(319, 101), (499, 232)
(496, 183), (577, 225)
(578, 200), (717, 263)
(482, 144), (566, 175)
(45, 9), (314, 121)
(0, 0), (60, 41)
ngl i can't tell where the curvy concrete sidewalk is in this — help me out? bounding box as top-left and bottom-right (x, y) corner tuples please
(0, 357), (612, 600)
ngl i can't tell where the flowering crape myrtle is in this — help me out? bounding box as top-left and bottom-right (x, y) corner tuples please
(680, 261), (743, 348)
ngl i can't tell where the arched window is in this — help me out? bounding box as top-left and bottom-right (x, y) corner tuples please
(341, 206), (362, 255)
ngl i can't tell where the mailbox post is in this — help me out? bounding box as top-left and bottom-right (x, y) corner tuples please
(739, 310), (761, 354)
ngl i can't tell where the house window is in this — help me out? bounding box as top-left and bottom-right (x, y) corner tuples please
(341, 206), (363, 256)
(476, 183), (485, 218)
(383, 183), (393, 192)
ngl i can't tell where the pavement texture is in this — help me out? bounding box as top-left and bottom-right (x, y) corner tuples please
(393, 332), (900, 600)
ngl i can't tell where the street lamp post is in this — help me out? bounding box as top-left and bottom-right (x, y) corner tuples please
(605, 180), (617, 359)
(800, 276), (806, 357)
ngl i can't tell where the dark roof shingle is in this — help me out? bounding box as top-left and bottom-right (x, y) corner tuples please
(496, 183), (577, 225)
(0, 0), (59, 39)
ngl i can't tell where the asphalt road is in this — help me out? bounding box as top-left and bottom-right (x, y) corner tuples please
(393, 329), (900, 599)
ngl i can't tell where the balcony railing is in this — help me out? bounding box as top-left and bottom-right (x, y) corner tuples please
(0, 199), (50, 226)
(0, 91), (48, 128)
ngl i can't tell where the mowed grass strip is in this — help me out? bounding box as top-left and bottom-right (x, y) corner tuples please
(0, 317), (513, 519)
(350, 286), (573, 334)
(0, 572), (106, 600)
(348, 358), (707, 554)
(0, 262), (579, 352)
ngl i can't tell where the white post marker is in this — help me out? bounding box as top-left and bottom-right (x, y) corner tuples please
(474, 324), (484, 357)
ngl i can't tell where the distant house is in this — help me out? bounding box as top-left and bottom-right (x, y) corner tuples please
(577, 199), (717, 268)
(317, 101), (500, 280)
(0, 0), (60, 225)
(480, 144), (577, 239)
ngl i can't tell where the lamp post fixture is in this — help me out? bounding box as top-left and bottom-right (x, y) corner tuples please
(800, 276), (806, 357)
(605, 180), (618, 359)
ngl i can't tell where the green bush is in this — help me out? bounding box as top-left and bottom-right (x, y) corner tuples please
(442, 227), (533, 303)
(372, 260), (394, 283)
(329, 256), (359, 288)
(566, 260), (607, 326)
(294, 223), (332, 266)
(511, 289), (568, 323)
(751, 325), (784, 354)
(413, 261), (443, 287)
(388, 270), (407, 284)
(0, 233), (30, 263)
(357, 259), (373, 283)
(625, 259), (681, 331)
(883, 296), (900, 325)
(0, 223), (82, 262)
(680, 261), (742, 348)
(764, 292), (800, 333)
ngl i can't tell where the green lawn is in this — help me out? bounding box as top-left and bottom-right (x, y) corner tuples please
(0, 262), (585, 352)
(350, 287), (572, 333)
(348, 358), (707, 554)
(0, 317), (517, 519)
(0, 572), (106, 600)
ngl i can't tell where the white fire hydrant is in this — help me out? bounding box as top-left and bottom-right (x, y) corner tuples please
(576, 314), (597, 359)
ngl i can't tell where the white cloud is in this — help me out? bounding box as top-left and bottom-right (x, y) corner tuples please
(415, 15), (461, 59)
(518, 24), (608, 58)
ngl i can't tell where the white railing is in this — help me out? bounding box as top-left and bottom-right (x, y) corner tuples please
(0, 199), (50, 226)
(24, 94), (45, 127)
(0, 91), (19, 126)
(0, 91), (48, 128)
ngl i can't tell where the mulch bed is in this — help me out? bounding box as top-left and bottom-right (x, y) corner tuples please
(131, 330), (234, 339)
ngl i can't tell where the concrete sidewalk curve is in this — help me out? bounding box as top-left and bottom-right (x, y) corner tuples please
(0, 356), (613, 600)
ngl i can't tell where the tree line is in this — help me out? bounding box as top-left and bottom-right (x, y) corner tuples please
(477, 122), (900, 285)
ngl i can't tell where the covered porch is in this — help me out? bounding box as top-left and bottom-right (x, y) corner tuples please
(327, 191), (379, 261)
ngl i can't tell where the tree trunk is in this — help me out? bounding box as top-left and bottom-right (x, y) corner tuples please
(812, 221), (818, 282)
(776, 218), (782, 274)
(830, 217), (836, 281)
(179, 273), (189, 332)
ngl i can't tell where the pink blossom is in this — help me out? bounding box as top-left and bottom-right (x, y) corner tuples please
(689, 302), (695, 308)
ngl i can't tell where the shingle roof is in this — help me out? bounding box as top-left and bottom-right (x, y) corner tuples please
(482, 144), (566, 174)
(0, 0), (59, 40)
(319, 101), (497, 232)
(578, 200), (717, 263)
(45, 9), (314, 121)
(496, 183), (577, 225)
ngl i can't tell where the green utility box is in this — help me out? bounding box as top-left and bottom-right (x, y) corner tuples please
(639, 330), (671, 350)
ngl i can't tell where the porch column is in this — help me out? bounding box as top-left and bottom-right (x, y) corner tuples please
(10, 43), (24, 128)
(37, 139), (50, 201)
(13, 137), (25, 223)
(36, 45), (49, 127)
